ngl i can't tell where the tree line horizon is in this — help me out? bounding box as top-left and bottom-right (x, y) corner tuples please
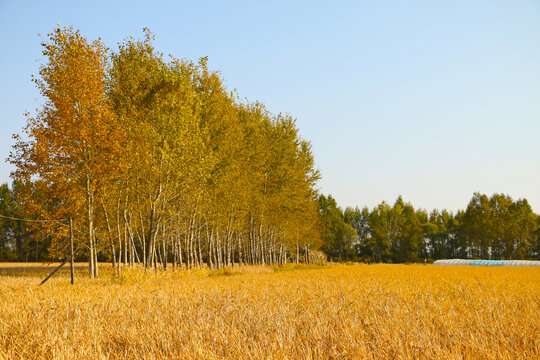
(1, 181), (538, 263)
(319, 192), (539, 263)
(0, 26), (537, 272)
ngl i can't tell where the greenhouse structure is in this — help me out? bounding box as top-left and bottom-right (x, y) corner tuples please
(434, 259), (540, 267)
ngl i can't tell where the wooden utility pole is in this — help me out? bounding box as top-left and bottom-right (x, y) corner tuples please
(70, 217), (74, 285)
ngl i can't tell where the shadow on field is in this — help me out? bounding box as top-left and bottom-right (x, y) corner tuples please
(0, 262), (89, 277)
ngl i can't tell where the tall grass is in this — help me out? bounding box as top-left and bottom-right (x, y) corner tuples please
(0, 263), (538, 359)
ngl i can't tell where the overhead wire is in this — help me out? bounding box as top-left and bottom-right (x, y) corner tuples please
(0, 214), (68, 223)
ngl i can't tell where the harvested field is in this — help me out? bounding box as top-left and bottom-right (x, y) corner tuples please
(0, 263), (538, 359)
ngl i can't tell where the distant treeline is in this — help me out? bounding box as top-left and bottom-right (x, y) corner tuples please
(318, 193), (540, 262)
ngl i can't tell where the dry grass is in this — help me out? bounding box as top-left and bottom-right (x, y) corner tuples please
(0, 263), (538, 359)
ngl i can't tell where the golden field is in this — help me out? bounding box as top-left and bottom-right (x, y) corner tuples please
(0, 263), (538, 360)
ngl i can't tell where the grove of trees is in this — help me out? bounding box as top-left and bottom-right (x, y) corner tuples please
(4, 27), (321, 276)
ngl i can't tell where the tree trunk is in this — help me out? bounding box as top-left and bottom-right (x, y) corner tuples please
(162, 223), (167, 270)
(100, 198), (116, 269)
(86, 175), (95, 279)
(93, 237), (99, 278)
(146, 201), (156, 268)
(238, 233), (243, 267)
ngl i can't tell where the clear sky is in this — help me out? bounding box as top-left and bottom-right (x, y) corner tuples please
(1, 0), (539, 213)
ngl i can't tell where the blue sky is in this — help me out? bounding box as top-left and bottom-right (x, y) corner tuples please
(1, 0), (539, 212)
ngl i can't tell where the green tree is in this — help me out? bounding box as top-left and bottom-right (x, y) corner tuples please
(462, 193), (491, 258)
(319, 195), (356, 262)
(368, 201), (395, 262)
(394, 203), (422, 262)
(344, 206), (375, 262)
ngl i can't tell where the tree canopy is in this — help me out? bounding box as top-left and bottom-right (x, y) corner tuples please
(6, 26), (321, 274)
(317, 193), (539, 263)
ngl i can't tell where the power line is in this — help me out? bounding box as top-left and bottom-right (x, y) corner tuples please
(0, 214), (90, 235)
(0, 214), (119, 237)
(0, 214), (68, 223)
